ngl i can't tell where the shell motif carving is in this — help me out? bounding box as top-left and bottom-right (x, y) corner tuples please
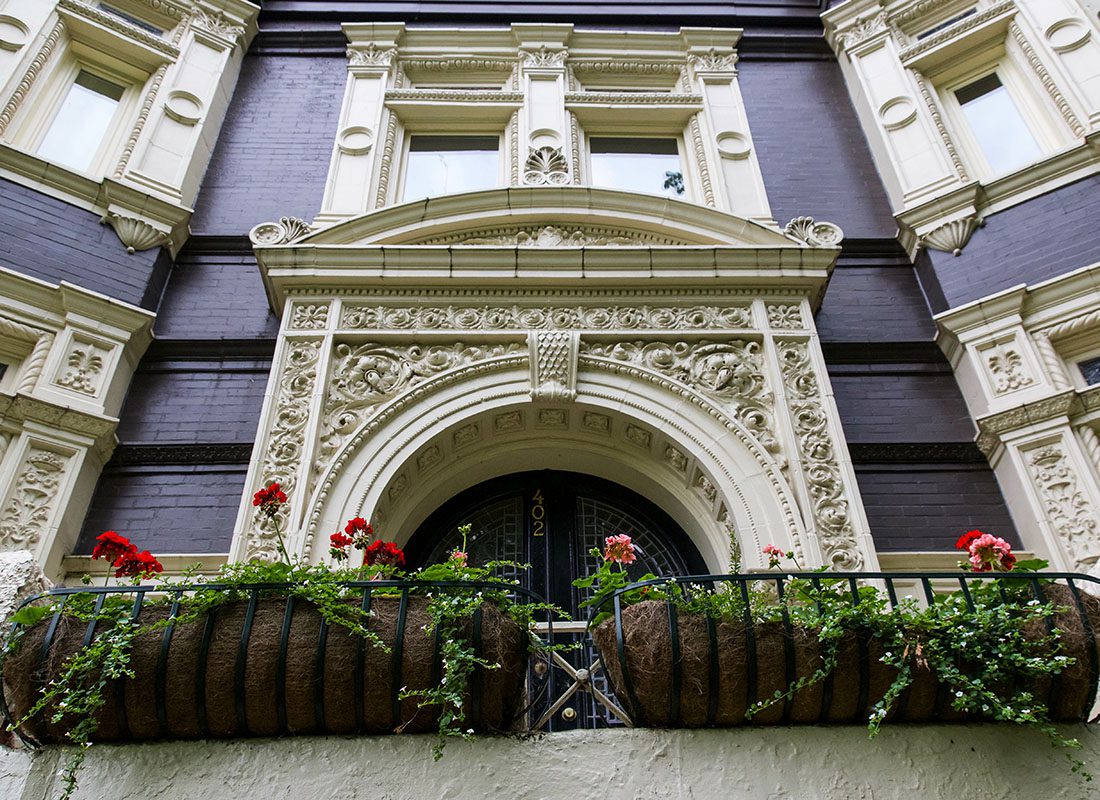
(523, 146), (570, 186)
(920, 217), (980, 257)
(249, 217), (314, 246)
(783, 217), (844, 247)
(100, 213), (170, 254)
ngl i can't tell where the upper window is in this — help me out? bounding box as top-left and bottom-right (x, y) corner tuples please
(36, 70), (127, 174)
(1079, 356), (1100, 387)
(402, 135), (500, 202)
(589, 137), (685, 198)
(954, 73), (1043, 176)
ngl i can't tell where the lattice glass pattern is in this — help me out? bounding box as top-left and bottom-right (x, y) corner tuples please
(573, 495), (691, 728)
(423, 495), (525, 583)
(574, 496), (685, 605)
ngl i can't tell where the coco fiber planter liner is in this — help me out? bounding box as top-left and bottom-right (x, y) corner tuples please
(3, 594), (528, 744)
(592, 585), (1100, 728)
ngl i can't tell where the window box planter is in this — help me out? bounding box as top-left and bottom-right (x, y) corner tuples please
(3, 591), (528, 744)
(590, 580), (1100, 728)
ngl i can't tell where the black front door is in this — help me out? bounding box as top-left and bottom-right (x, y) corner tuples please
(405, 470), (706, 728)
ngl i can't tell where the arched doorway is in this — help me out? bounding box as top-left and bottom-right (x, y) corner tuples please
(406, 470), (707, 615)
(406, 470), (707, 730)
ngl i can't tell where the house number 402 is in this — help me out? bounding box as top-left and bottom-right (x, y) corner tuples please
(531, 490), (546, 537)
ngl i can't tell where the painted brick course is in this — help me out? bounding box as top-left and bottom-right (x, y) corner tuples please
(738, 60), (896, 240)
(816, 261), (936, 342)
(923, 172), (1100, 311)
(0, 178), (167, 308)
(116, 360), (270, 444)
(190, 55), (346, 235)
(75, 465), (246, 554)
(856, 466), (1020, 551)
(155, 251), (278, 339)
(829, 369), (976, 443)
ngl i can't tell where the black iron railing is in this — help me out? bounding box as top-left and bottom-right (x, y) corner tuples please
(597, 571), (1100, 727)
(1, 579), (560, 746)
(4, 571), (1099, 743)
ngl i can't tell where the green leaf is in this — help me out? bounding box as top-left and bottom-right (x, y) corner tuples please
(10, 605), (53, 626)
(1012, 559), (1049, 573)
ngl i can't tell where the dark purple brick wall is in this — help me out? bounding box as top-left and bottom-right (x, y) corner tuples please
(829, 367), (975, 443)
(0, 178), (168, 308)
(738, 60), (896, 239)
(856, 465), (1020, 551)
(190, 54), (346, 235)
(922, 172), (1100, 311)
(117, 360), (270, 443)
(154, 252), (278, 339)
(816, 261), (936, 343)
(76, 466), (247, 554)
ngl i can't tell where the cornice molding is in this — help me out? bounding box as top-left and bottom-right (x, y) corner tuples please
(110, 442), (253, 465)
(847, 442), (987, 464)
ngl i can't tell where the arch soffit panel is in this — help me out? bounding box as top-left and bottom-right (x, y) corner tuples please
(306, 354), (806, 572)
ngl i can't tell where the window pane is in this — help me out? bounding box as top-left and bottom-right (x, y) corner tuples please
(37, 71), (125, 173)
(1079, 356), (1100, 386)
(589, 137), (684, 198)
(402, 135), (499, 201)
(956, 73), (1042, 175)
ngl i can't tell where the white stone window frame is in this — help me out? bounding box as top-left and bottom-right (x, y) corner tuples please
(825, 0), (1100, 257)
(9, 46), (151, 179)
(930, 48), (1074, 181)
(2, 1), (178, 178)
(583, 130), (697, 205)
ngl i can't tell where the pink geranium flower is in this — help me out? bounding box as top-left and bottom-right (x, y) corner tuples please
(604, 534), (636, 565)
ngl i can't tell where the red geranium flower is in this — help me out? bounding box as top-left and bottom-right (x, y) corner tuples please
(344, 517), (372, 537)
(252, 482), (287, 516)
(955, 530), (984, 551)
(92, 531), (135, 563)
(329, 531), (353, 561)
(364, 540), (405, 568)
(114, 549), (164, 580)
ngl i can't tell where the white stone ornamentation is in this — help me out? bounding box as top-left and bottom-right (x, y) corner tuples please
(581, 339), (781, 457)
(249, 217), (313, 246)
(247, 340), (322, 560)
(339, 303), (753, 331)
(529, 331), (578, 401)
(316, 342), (522, 480)
(784, 217), (844, 247)
(920, 217), (980, 257)
(0, 449), (69, 549)
(523, 146), (570, 186)
(688, 49), (738, 72)
(290, 304), (330, 331)
(766, 304), (803, 330)
(1028, 444), (1100, 572)
(520, 47), (567, 68)
(985, 348), (1035, 395)
(100, 212), (170, 254)
(347, 44), (397, 67)
(778, 340), (862, 570)
(56, 343), (106, 395)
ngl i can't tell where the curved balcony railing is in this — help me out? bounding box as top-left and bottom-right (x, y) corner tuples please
(3, 572), (1099, 744)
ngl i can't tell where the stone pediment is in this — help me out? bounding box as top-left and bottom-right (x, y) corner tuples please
(249, 187), (841, 249)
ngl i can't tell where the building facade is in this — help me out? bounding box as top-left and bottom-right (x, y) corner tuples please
(2, 0), (1100, 796)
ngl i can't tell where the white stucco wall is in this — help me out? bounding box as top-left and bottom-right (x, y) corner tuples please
(2, 725), (1099, 800)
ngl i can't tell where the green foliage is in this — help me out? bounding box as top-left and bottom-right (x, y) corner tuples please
(398, 526), (568, 759)
(3, 531), (566, 796)
(578, 548), (1088, 779)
